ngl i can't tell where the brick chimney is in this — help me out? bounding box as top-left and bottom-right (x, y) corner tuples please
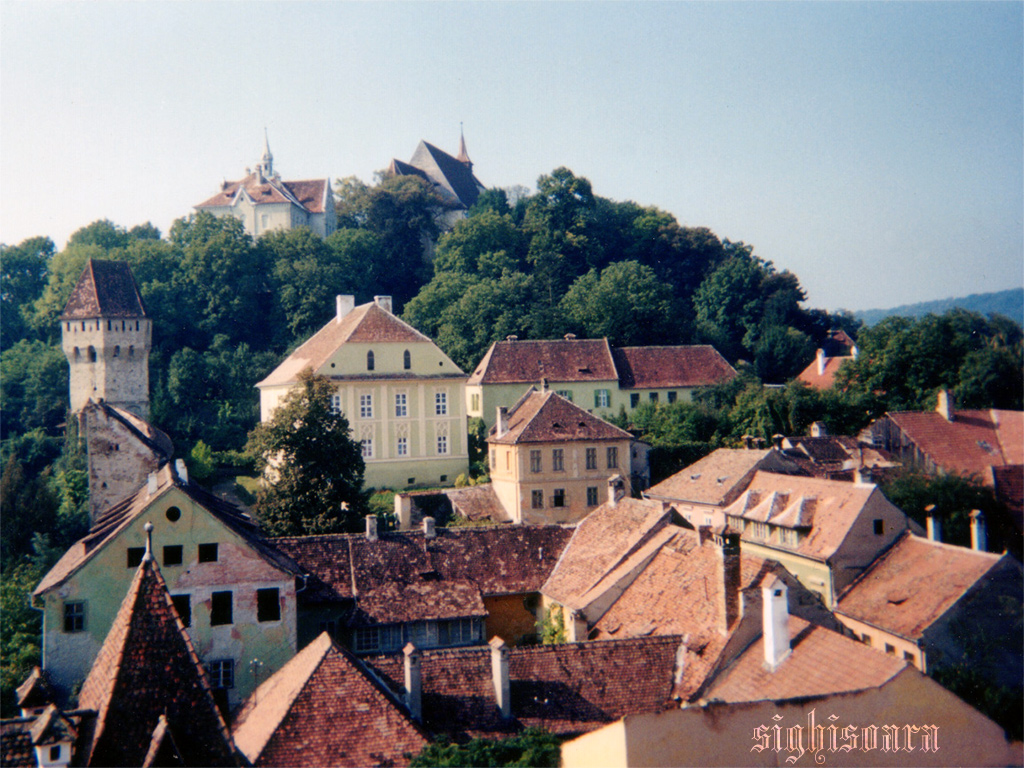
(970, 509), (987, 552)
(495, 407), (509, 438)
(936, 390), (955, 422)
(762, 576), (791, 672)
(489, 637), (511, 719)
(365, 515), (378, 542)
(403, 643), (422, 721)
(423, 517), (436, 539)
(373, 295), (393, 314)
(335, 295), (355, 323)
(715, 533), (741, 635)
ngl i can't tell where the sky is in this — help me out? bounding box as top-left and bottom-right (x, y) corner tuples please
(1, 1), (1021, 313)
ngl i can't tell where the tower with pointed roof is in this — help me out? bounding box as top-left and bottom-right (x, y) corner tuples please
(60, 259), (151, 420)
(387, 130), (485, 227)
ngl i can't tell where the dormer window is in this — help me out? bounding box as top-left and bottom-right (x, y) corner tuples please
(367, 350), (375, 371)
(403, 350), (411, 370)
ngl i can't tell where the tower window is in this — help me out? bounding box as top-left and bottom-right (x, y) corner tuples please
(403, 350), (411, 370)
(135, 321), (139, 331)
(210, 591), (233, 625)
(107, 320), (112, 330)
(113, 345), (120, 357)
(128, 346), (135, 358)
(88, 346), (97, 362)
(367, 350), (375, 371)
(74, 347), (80, 360)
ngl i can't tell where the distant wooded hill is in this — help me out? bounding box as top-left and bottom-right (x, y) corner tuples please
(855, 288), (1024, 326)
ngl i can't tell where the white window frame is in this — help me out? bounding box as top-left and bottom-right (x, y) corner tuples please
(395, 392), (408, 418)
(595, 389), (610, 408)
(359, 393), (373, 419)
(361, 438), (374, 459)
(435, 391), (448, 416)
(397, 436), (408, 456)
(437, 434), (448, 455)
(331, 394), (342, 414)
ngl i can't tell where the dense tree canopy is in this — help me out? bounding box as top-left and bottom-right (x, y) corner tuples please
(246, 370), (367, 536)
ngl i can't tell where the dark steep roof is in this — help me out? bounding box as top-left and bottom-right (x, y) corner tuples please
(61, 259), (147, 320)
(393, 140), (485, 209)
(75, 556), (237, 767)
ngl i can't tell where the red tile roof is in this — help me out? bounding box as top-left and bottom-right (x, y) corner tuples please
(15, 668), (56, 711)
(0, 719), (36, 767)
(35, 463), (302, 597)
(796, 355), (851, 389)
(60, 260), (147, 320)
(542, 498), (672, 609)
(645, 448), (805, 506)
(257, 302), (455, 388)
(195, 174), (329, 214)
(612, 346), (736, 389)
(232, 633), (428, 767)
(468, 338), (618, 386)
(273, 526), (573, 625)
(488, 389), (632, 445)
(835, 532), (1007, 640)
(366, 636), (684, 739)
(76, 557), (237, 767)
(883, 409), (1024, 482)
(707, 616), (906, 703)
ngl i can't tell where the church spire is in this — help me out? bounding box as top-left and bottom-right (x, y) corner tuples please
(259, 128), (274, 177)
(456, 122), (471, 169)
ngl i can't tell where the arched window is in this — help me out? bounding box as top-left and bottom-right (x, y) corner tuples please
(367, 350), (375, 371)
(87, 346), (97, 363)
(403, 350), (411, 370)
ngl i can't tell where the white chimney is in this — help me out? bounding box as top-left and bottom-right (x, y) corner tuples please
(970, 509), (987, 552)
(335, 295), (355, 323)
(174, 458), (188, 484)
(496, 407), (509, 438)
(373, 295), (393, 314)
(816, 348), (826, 376)
(925, 505), (941, 542)
(607, 475), (625, 507)
(489, 637), (511, 719)
(762, 577), (791, 671)
(851, 344), (859, 361)
(403, 643), (422, 721)
(365, 515), (378, 542)
(936, 390), (955, 422)
(147, 472), (158, 496)
(423, 517), (436, 539)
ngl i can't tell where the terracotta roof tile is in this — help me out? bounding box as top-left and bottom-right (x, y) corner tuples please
(467, 338), (618, 386)
(76, 557), (237, 767)
(273, 526), (573, 623)
(60, 260), (147, 320)
(15, 668), (56, 711)
(366, 636), (683, 739)
(488, 389), (632, 445)
(232, 633), (428, 767)
(835, 533), (1007, 640)
(796, 355), (852, 389)
(884, 409), (1024, 482)
(707, 617), (906, 703)
(257, 303), (456, 388)
(443, 484), (511, 523)
(645, 448), (805, 506)
(542, 498), (671, 608)
(195, 173), (329, 214)
(0, 719), (35, 767)
(612, 346), (736, 389)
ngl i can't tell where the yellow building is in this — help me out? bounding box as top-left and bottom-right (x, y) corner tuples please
(487, 387), (633, 524)
(256, 295), (468, 490)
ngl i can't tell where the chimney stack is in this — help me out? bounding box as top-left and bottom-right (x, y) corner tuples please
(174, 458), (188, 484)
(816, 348), (826, 376)
(423, 517), (436, 539)
(607, 475), (625, 507)
(335, 295), (355, 323)
(365, 515), (378, 542)
(715, 533), (742, 635)
(810, 421), (827, 437)
(771, 434), (783, 450)
(403, 643), (422, 721)
(925, 504), (941, 542)
(936, 390), (955, 422)
(762, 577), (791, 671)
(851, 344), (859, 361)
(970, 510), (987, 552)
(147, 472), (158, 497)
(495, 407), (509, 438)
(373, 295), (393, 314)
(489, 637), (511, 719)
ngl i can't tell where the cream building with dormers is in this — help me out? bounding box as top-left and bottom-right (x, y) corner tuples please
(194, 134), (336, 239)
(257, 296), (469, 490)
(487, 387), (634, 525)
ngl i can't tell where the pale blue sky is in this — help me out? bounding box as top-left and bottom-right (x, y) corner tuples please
(1, 1), (1021, 312)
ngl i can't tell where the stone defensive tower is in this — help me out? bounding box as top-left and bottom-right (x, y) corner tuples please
(61, 259), (152, 420)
